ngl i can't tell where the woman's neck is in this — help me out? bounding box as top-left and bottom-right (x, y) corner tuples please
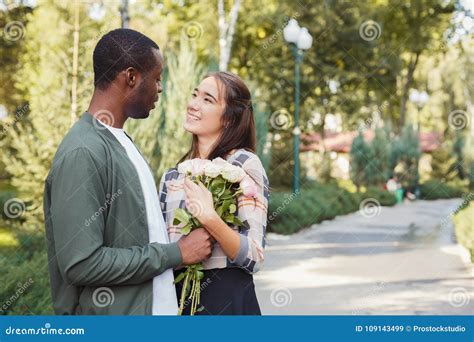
(196, 135), (218, 159)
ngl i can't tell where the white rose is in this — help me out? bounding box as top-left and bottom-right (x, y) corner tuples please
(221, 165), (246, 183)
(212, 157), (229, 168)
(204, 162), (222, 178)
(177, 160), (193, 175)
(190, 158), (210, 176)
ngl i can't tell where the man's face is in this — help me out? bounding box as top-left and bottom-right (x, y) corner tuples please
(124, 48), (163, 119)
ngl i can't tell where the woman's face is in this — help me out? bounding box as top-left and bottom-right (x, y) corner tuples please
(184, 76), (226, 138)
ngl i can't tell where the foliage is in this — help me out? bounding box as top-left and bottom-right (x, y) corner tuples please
(268, 182), (396, 235)
(368, 127), (391, 186)
(462, 133), (474, 190)
(126, 34), (206, 180)
(316, 152), (333, 183)
(0, 232), (52, 315)
(394, 125), (421, 189)
(453, 197), (474, 262)
(350, 131), (370, 190)
(452, 131), (466, 179)
(430, 143), (457, 181)
(254, 103), (271, 171)
(419, 180), (464, 200)
(359, 186), (397, 207)
(0, 0), (113, 230)
(267, 132), (293, 188)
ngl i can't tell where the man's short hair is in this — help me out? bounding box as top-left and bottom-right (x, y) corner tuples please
(93, 28), (160, 90)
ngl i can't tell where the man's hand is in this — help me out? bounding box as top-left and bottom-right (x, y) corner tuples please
(177, 228), (213, 265)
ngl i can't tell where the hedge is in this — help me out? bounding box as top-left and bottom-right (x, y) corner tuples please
(268, 183), (396, 235)
(420, 180), (464, 200)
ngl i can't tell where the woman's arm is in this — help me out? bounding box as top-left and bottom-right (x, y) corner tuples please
(201, 211), (241, 260)
(183, 154), (269, 273)
(183, 178), (241, 260)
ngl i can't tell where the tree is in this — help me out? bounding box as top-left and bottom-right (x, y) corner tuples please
(452, 131), (466, 179)
(396, 125), (421, 189)
(217, 0), (240, 71)
(430, 143), (457, 181)
(368, 127), (391, 186)
(119, 0), (129, 28)
(0, 0), (114, 229)
(381, 0), (455, 128)
(463, 133), (474, 190)
(350, 130), (370, 191)
(0, 3), (32, 114)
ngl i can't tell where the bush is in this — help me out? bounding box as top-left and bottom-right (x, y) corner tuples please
(268, 182), (396, 235)
(420, 180), (464, 200)
(0, 232), (52, 315)
(0, 190), (16, 220)
(362, 187), (397, 206)
(453, 198), (474, 262)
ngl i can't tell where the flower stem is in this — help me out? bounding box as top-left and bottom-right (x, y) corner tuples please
(178, 269), (191, 315)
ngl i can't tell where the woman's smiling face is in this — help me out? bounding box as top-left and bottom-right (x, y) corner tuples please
(184, 76), (226, 138)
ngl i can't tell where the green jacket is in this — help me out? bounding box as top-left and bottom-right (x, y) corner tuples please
(43, 112), (182, 315)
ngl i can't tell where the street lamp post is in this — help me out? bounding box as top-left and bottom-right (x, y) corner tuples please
(408, 89), (429, 199)
(409, 89), (429, 132)
(283, 19), (313, 194)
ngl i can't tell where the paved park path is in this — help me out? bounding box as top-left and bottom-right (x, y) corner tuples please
(255, 199), (474, 315)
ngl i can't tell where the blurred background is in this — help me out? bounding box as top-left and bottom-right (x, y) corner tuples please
(0, 0), (472, 315)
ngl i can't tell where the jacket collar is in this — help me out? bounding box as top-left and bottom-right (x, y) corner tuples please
(80, 111), (135, 144)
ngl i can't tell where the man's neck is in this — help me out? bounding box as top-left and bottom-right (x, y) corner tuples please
(88, 88), (127, 128)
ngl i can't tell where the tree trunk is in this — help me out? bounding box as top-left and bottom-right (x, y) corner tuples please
(399, 51), (421, 130)
(120, 0), (129, 29)
(70, 0), (79, 126)
(218, 0), (241, 71)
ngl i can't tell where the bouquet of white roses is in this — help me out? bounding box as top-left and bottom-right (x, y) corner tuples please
(173, 157), (258, 315)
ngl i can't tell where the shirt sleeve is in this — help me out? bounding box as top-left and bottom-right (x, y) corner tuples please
(47, 148), (182, 287)
(228, 154), (269, 274)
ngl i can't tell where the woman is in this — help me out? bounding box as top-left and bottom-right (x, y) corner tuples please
(158, 71), (269, 315)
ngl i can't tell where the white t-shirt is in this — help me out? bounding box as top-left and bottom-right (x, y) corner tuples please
(101, 121), (178, 315)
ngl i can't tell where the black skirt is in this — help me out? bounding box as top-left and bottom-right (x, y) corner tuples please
(174, 267), (261, 315)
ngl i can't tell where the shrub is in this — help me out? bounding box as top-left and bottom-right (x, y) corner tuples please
(0, 190), (16, 220)
(420, 180), (464, 200)
(453, 199), (474, 262)
(0, 232), (52, 315)
(268, 182), (396, 235)
(362, 187), (397, 206)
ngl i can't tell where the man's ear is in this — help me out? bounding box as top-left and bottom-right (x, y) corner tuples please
(125, 67), (138, 87)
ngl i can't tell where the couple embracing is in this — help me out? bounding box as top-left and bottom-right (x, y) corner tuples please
(43, 28), (269, 315)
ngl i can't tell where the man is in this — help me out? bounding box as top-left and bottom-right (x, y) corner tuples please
(43, 29), (212, 315)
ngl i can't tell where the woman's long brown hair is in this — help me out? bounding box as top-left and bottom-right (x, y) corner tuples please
(179, 71), (256, 162)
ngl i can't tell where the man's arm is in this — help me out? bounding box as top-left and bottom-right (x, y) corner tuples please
(49, 147), (182, 286)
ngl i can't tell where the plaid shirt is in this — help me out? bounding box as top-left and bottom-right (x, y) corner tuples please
(159, 149), (270, 274)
